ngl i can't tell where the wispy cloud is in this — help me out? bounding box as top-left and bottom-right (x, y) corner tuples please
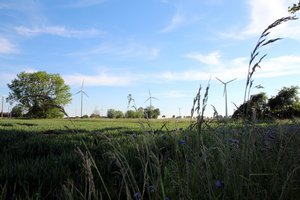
(69, 41), (160, 60)
(185, 51), (221, 65)
(63, 72), (137, 87)
(15, 26), (104, 38)
(159, 53), (300, 82)
(243, 0), (288, 36)
(161, 12), (185, 33)
(0, 37), (18, 54)
(160, 90), (192, 98)
(63, 53), (300, 87)
(222, 0), (300, 40)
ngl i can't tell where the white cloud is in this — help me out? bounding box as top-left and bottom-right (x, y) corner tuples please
(255, 55), (300, 78)
(69, 41), (160, 60)
(159, 54), (300, 82)
(63, 72), (136, 87)
(161, 12), (185, 33)
(185, 51), (221, 65)
(243, 0), (288, 36)
(160, 90), (191, 98)
(15, 26), (104, 38)
(62, 54), (300, 87)
(221, 0), (300, 40)
(0, 37), (17, 54)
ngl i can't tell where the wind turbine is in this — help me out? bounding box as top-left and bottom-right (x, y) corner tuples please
(75, 80), (89, 118)
(216, 77), (237, 118)
(144, 89), (158, 109)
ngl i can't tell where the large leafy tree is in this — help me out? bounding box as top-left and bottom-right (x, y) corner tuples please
(7, 71), (72, 118)
(232, 92), (269, 120)
(268, 86), (300, 119)
(144, 106), (160, 119)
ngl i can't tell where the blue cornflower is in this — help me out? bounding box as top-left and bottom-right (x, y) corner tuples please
(179, 140), (186, 145)
(215, 180), (223, 189)
(133, 192), (141, 200)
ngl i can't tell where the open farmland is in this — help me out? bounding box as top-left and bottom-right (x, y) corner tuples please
(0, 118), (299, 199)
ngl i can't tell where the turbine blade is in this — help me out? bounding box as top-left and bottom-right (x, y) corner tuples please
(216, 77), (225, 84)
(226, 78), (237, 84)
(144, 97), (150, 103)
(74, 91), (81, 95)
(81, 80), (84, 89)
(82, 91), (89, 98)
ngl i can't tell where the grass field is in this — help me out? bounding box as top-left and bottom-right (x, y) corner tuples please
(0, 117), (299, 200)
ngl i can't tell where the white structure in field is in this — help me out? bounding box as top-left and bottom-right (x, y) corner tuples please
(75, 80), (89, 118)
(216, 77), (237, 119)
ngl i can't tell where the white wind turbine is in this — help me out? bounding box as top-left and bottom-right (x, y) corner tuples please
(216, 77), (237, 118)
(75, 80), (89, 118)
(144, 89), (158, 109)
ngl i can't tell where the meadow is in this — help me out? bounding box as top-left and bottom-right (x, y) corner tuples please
(0, 117), (299, 200)
(1, 14), (300, 200)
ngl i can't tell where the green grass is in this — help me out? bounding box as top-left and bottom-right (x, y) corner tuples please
(0, 118), (299, 199)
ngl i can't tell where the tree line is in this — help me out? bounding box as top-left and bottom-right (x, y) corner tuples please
(6, 71), (161, 119)
(232, 86), (300, 120)
(5, 71), (300, 120)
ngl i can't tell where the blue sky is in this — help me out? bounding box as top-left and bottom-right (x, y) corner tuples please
(0, 0), (300, 117)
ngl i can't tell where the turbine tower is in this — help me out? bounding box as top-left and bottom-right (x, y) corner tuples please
(75, 80), (89, 118)
(216, 77), (237, 118)
(144, 89), (158, 109)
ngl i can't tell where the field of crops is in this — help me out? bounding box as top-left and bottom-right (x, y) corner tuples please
(0, 118), (299, 200)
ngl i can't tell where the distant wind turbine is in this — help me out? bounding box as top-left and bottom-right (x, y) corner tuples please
(75, 80), (89, 118)
(144, 89), (158, 108)
(216, 77), (237, 118)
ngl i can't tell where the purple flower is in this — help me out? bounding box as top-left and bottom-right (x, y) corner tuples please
(179, 140), (186, 145)
(133, 192), (141, 200)
(215, 180), (223, 189)
(165, 196), (170, 200)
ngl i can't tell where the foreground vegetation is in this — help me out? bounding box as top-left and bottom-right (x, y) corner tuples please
(0, 118), (299, 199)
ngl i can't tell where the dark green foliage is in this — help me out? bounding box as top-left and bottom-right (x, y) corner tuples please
(90, 113), (101, 118)
(7, 71), (72, 118)
(107, 109), (124, 118)
(144, 107), (160, 119)
(0, 119), (300, 199)
(268, 86), (300, 119)
(233, 87), (300, 120)
(125, 110), (144, 118)
(11, 105), (24, 117)
(233, 92), (269, 120)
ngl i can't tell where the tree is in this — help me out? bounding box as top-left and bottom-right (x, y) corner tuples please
(232, 93), (269, 120)
(107, 109), (124, 118)
(11, 105), (24, 118)
(125, 109), (144, 118)
(7, 71), (72, 118)
(144, 107), (160, 119)
(268, 86), (300, 119)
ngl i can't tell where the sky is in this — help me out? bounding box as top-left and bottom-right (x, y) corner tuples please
(0, 0), (300, 118)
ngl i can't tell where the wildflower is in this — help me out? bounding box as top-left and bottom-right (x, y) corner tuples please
(148, 185), (156, 193)
(133, 192), (141, 200)
(227, 138), (239, 145)
(215, 180), (223, 189)
(165, 196), (170, 200)
(179, 140), (186, 145)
